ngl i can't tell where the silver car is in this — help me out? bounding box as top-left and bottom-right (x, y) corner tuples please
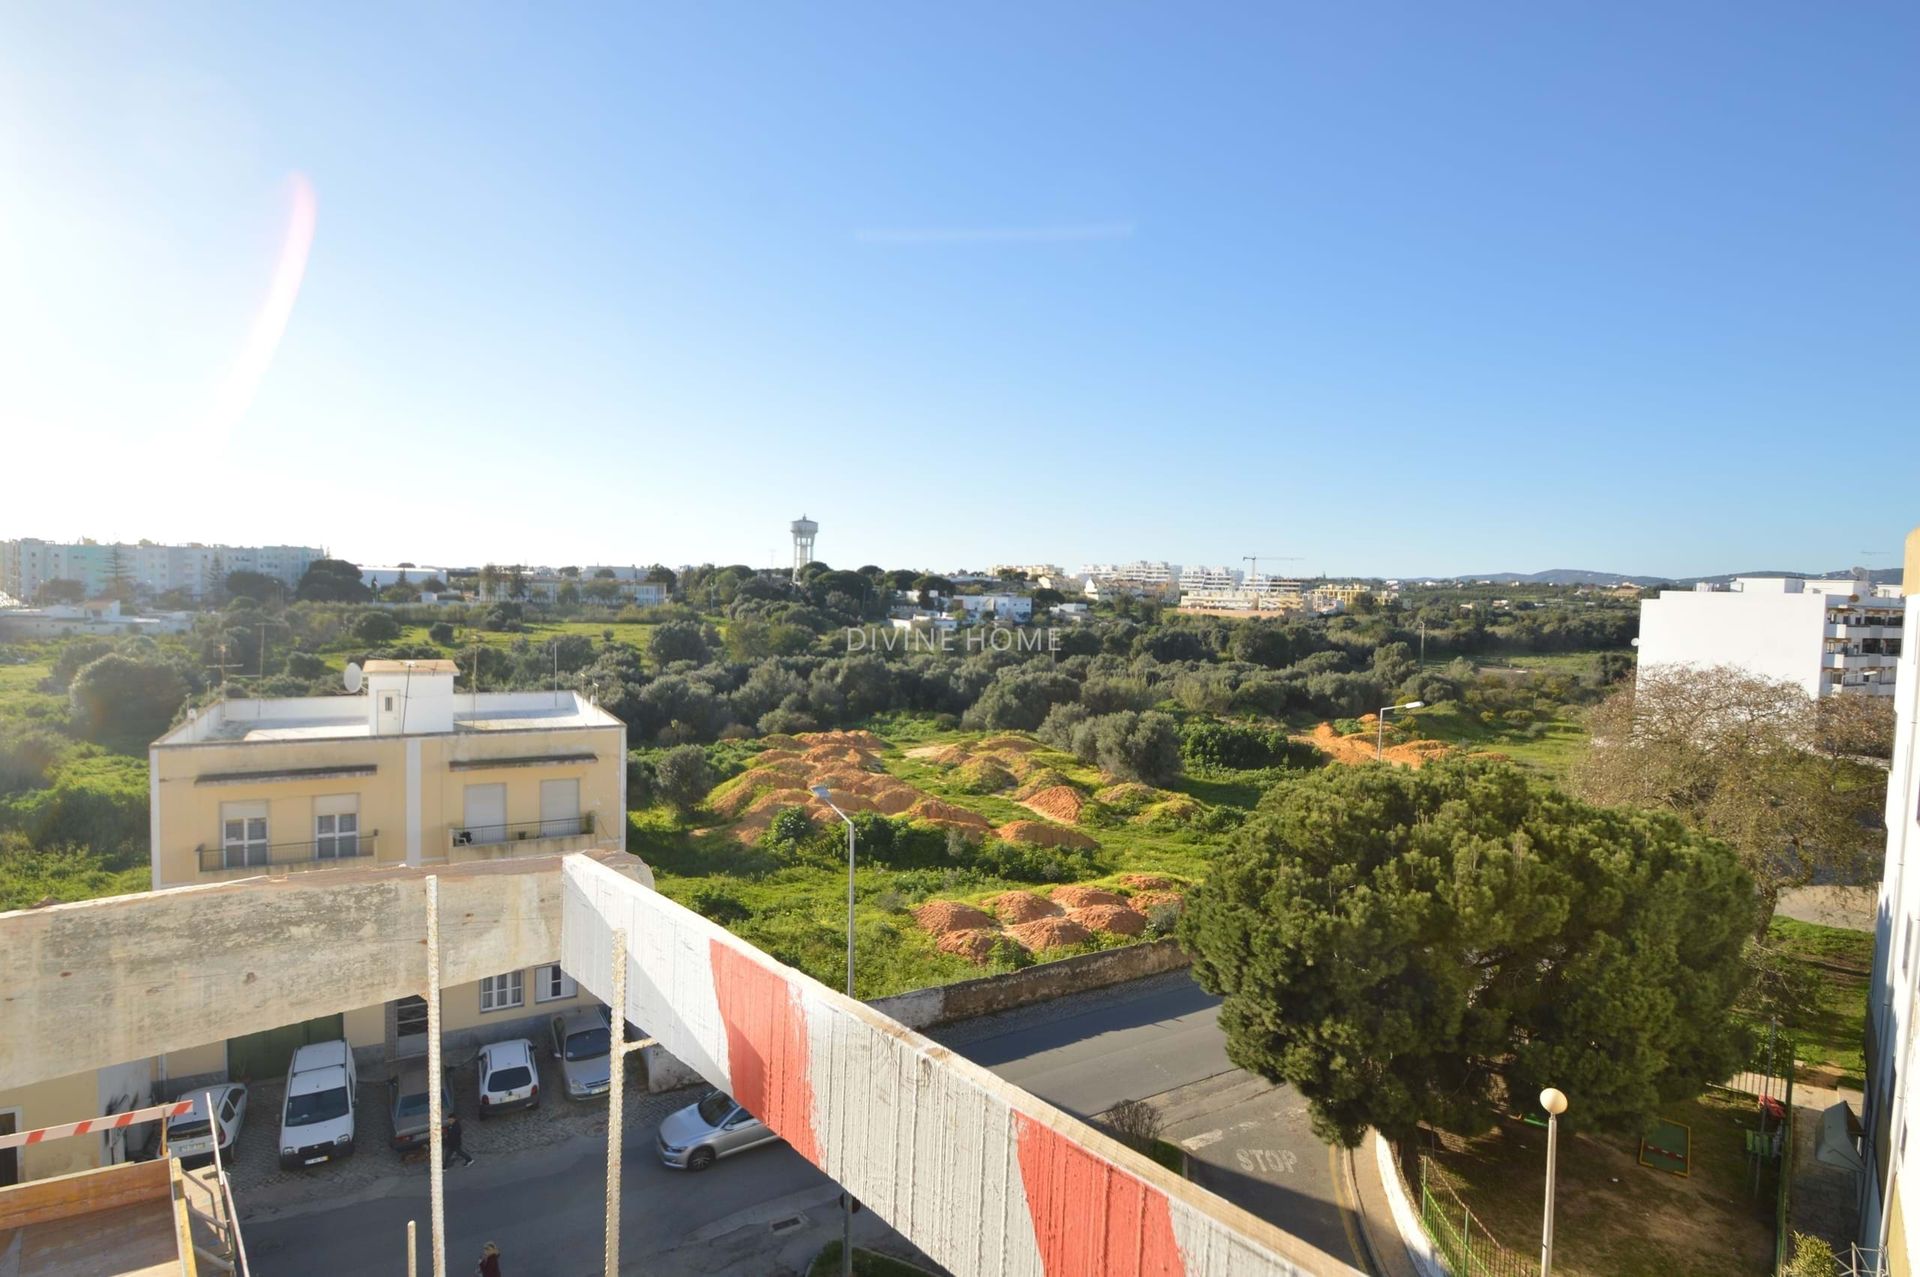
(548, 1010), (612, 1100)
(657, 1089), (779, 1171)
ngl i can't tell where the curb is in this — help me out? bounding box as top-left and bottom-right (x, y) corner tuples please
(1369, 1131), (1448, 1277)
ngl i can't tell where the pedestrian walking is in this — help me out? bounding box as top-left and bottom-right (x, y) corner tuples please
(444, 1117), (474, 1169)
(477, 1242), (501, 1277)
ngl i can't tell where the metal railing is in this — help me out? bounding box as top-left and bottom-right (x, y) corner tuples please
(448, 813), (593, 849)
(197, 834), (377, 874)
(1418, 1155), (1535, 1277)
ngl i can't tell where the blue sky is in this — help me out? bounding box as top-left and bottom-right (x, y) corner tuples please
(3, 3), (1914, 577)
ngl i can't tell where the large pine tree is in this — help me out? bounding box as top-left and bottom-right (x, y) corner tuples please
(1179, 756), (1756, 1147)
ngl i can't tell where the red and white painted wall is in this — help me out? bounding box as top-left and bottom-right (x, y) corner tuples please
(561, 856), (1359, 1277)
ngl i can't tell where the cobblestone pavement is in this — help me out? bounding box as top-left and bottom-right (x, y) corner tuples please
(226, 1045), (697, 1218)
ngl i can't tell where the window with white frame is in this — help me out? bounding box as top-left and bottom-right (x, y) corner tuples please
(534, 964), (577, 1003)
(314, 795), (361, 860)
(220, 801), (269, 870)
(479, 971), (524, 1013)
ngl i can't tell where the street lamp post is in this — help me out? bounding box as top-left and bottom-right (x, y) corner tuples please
(1539, 1087), (1568, 1277)
(810, 784), (857, 1277)
(1375, 700), (1426, 760)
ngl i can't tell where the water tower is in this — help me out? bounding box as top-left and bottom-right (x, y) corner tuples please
(790, 515), (818, 584)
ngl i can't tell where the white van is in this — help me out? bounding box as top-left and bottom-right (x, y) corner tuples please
(279, 1040), (357, 1169)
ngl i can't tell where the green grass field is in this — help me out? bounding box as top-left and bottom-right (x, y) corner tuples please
(310, 619), (668, 673)
(1763, 917), (1871, 1086)
(1402, 701), (1590, 775)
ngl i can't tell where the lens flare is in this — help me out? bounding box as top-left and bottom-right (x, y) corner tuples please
(201, 172), (316, 442)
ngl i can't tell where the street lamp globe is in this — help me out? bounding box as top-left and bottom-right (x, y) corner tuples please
(1540, 1087), (1568, 1117)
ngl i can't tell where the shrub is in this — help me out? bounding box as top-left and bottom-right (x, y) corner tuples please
(355, 611), (402, 643)
(1144, 900), (1183, 936)
(688, 885), (750, 925)
(68, 655), (189, 753)
(655, 744), (714, 815)
(768, 806), (814, 846)
(1100, 1099), (1164, 1154)
(1783, 1234), (1840, 1277)
(283, 650), (329, 680)
(428, 621), (456, 645)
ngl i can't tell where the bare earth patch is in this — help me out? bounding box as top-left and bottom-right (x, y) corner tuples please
(988, 891), (1063, 923)
(1048, 885), (1127, 909)
(1006, 916), (1094, 952)
(995, 820), (1099, 850)
(1069, 903), (1147, 936)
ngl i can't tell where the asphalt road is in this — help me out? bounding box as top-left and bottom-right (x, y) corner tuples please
(242, 972), (1359, 1275)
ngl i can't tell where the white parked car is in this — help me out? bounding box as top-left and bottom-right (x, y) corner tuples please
(168, 1083), (248, 1166)
(477, 1039), (540, 1117)
(279, 1041), (357, 1169)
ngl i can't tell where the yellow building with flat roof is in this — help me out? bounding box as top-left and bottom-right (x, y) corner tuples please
(145, 659), (630, 1090)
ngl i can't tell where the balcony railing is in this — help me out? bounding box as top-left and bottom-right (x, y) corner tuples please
(449, 813), (594, 850)
(196, 833), (377, 874)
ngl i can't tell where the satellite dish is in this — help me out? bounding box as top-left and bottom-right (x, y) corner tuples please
(344, 662), (363, 694)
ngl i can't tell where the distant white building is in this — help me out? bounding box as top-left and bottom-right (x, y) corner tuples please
(1080, 561), (1179, 596)
(1179, 576), (1306, 615)
(0, 599), (194, 639)
(361, 565), (454, 590)
(954, 594), (1034, 624)
(1177, 565), (1241, 592)
(1862, 531), (1920, 1266)
(0, 538), (322, 601)
(988, 563), (1063, 582)
(1635, 571), (1904, 698)
(482, 575), (668, 607)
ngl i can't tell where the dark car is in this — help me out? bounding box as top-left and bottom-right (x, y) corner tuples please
(387, 1058), (456, 1152)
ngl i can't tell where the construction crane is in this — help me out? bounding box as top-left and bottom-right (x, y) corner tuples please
(1243, 554), (1303, 584)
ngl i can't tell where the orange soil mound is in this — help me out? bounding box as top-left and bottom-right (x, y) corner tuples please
(1070, 904), (1147, 936)
(802, 729), (888, 753)
(758, 734), (803, 749)
(978, 735), (1042, 754)
(1006, 917), (1093, 952)
(937, 929), (1002, 963)
(1020, 785), (1086, 824)
(909, 798), (992, 831)
(868, 788), (920, 816)
(1303, 722), (1450, 768)
(903, 744), (947, 759)
(1095, 782), (1162, 809)
(1013, 769), (1076, 800)
(753, 748), (806, 765)
(989, 891), (1062, 923)
(1128, 890), (1183, 911)
(995, 820), (1099, 850)
(914, 901), (997, 935)
(1118, 873), (1179, 890)
(1049, 885), (1127, 908)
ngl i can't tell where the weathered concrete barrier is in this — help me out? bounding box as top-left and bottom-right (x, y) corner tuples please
(564, 856), (1357, 1277)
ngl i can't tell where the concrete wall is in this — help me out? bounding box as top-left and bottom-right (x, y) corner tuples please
(0, 852), (651, 1092)
(867, 939), (1191, 1032)
(1636, 590), (1828, 698)
(1863, 590), (1920, 1261)
(562, 856), (1358, 1277)
(0, 1068), (120, 1182)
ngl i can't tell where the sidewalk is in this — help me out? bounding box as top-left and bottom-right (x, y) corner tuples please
(1722, 1071), (1865, 1255)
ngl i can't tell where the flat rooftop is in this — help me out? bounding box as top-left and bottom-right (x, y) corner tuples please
(155, 689), (623, 746)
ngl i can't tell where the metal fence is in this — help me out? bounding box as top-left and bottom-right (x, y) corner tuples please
(1419, 1155), (1536, 1277)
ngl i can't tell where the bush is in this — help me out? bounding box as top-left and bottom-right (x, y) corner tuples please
(354, 611), (402, 643)
(1144, 900), (1183, 936)
(688, 885), (750, 925)
(768, 806), (814, 846)
(68, 655), (189, 752)
(283, 650), (329, 680)
(654, 745), (714, 815)
(1068, 711), (1182, 785)
(1783, 1234), (1840, 1277)
(1100, 1098), (1164, 1154)
(428, 621), (456, 645)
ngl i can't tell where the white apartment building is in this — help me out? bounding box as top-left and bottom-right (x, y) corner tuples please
(361, 565), (454, 590)
(1862, 532), (1920, 1269)
(1080, 561), (1180, 596)
(1178, 576), (1306, 615)
(988, 563), (1064, 581)
(0, 538), (322, 602)
(1636, 572), (1905, 699)
(1178, 565), (1242, 592)
(953, 594), (1034, 623)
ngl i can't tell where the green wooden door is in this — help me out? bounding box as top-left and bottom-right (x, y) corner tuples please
(227, 1013), (346, 1082)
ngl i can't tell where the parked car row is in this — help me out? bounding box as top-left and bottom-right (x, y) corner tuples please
(166, 1013), (787, 1178)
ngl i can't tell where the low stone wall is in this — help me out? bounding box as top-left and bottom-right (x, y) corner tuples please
(644, 938), (1192, 1092)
